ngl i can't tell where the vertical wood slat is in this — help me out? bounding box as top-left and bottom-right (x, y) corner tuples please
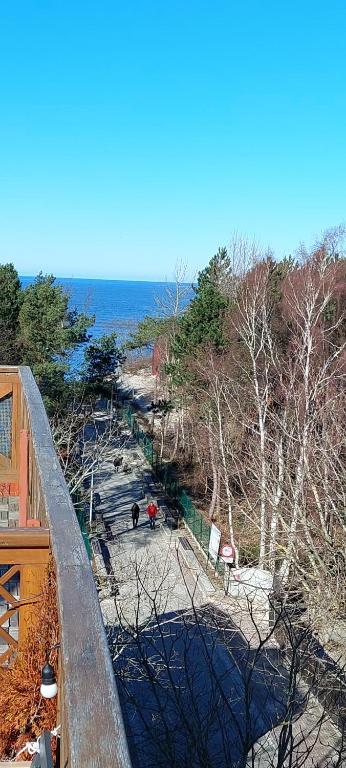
(28, 430), (45, 525)
(11, 381), (20, 473)
(19, 429), (29, 526)
(19, 561), (48, 648)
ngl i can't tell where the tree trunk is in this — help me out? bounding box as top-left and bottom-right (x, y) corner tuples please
(207, 417), (218, 521)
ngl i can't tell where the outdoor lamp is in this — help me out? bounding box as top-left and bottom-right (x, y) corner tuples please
(40, 663), (58, 699)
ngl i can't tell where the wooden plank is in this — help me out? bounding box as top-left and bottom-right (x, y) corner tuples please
(19, 429), (29, 525)
(0, 606), (19, 626)
(20, 562), (47, 647)
(0, 529), (50, 548)
(0, 580), (19, 605)
(0, 469), (19, 483)
(0, 625), (17, 648)
(0, 383), (12, 399)
(0, 548), (50, 565)
(0, 455), (11, 469)
(0, 564), (20, 583)
(0, 371), (20, 383)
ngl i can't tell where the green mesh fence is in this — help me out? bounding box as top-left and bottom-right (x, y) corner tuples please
(72, 491), (92, 560)
(121, 404), (225, 577)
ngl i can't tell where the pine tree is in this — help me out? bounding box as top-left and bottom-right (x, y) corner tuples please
(0, 264), (21, 365)
(170, 248), (231, 381)
(83, 333), (124, 388)
(18, 273), (93, 410)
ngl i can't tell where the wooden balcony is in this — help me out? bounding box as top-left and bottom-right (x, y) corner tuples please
(0, 367), (132, 767)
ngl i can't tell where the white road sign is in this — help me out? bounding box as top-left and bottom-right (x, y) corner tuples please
(208, 523), (221, 562)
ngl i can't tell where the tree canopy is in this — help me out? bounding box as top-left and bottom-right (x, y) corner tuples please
(125, 315), (173, 351)
(83, 332), (124, 387)
(0, 264), (21, 364)
(167, 247), (231, 383)
(17, 273), (93, 409)
(0, 267), (97, 411)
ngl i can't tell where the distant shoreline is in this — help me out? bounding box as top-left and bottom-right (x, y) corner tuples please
(20, 274), (192, 286)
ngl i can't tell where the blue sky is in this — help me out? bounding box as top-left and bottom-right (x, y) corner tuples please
(0, 1), (345, 281)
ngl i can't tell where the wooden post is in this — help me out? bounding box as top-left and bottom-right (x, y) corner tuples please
(19, 429), (29, 527)
(19, 561), (47, 648)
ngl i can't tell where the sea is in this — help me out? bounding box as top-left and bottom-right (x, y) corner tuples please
(20, 276), (193, 366)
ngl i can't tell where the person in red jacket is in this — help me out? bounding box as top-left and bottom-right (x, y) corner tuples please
(147, 500), (158, 530)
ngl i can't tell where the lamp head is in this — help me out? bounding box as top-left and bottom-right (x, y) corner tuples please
(40, 662), (58, 699)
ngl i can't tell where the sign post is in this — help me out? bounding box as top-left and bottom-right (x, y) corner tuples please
(220, 544), (237, 593)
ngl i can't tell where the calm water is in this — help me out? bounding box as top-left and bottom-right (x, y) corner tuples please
(20, 276), (192, 350)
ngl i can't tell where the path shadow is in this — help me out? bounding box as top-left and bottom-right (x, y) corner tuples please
(108, 603), (303, 768)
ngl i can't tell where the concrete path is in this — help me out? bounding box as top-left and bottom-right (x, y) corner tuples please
(92, 423), (214, 628)
(89, 411), (344, 768)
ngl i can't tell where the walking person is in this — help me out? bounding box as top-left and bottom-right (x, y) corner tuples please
(93, 492), (101, 508)
(113, 455), (123, 473)
(147, 500), (158, 530)
(131, 502), (140, 528)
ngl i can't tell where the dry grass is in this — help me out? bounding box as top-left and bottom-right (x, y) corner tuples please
(0, 559), (59, 761)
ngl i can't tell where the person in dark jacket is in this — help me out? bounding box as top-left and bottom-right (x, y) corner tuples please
(131, 502), (140, 528)
(93, 492), (101, 508)
(113, 455), (123, 472)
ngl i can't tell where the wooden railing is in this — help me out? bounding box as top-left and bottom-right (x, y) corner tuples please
(0, 367), (132, 768)
(0, 528), (50, 663)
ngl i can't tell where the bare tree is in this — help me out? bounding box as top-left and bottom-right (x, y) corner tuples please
(155, 261), (191, 324)
(50, 398), (122, 497)
(101, 546), (346, 768)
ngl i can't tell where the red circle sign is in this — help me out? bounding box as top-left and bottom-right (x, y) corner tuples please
(220, 545), (235, 562)
(221, 545), (234, 557)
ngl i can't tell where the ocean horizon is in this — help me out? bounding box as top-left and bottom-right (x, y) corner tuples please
(20, 275), (193, 353)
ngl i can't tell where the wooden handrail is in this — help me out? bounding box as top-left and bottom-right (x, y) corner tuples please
(0, 529), (50, 549)
(14, 367), (132, 768)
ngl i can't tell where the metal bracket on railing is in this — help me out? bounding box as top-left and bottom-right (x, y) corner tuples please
(30, 730), (54, 768)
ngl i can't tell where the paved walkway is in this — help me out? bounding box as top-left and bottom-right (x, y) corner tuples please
(89, 410), (344, 768)
(91, 418), (275, 643)
(92, 423), (213, 628)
